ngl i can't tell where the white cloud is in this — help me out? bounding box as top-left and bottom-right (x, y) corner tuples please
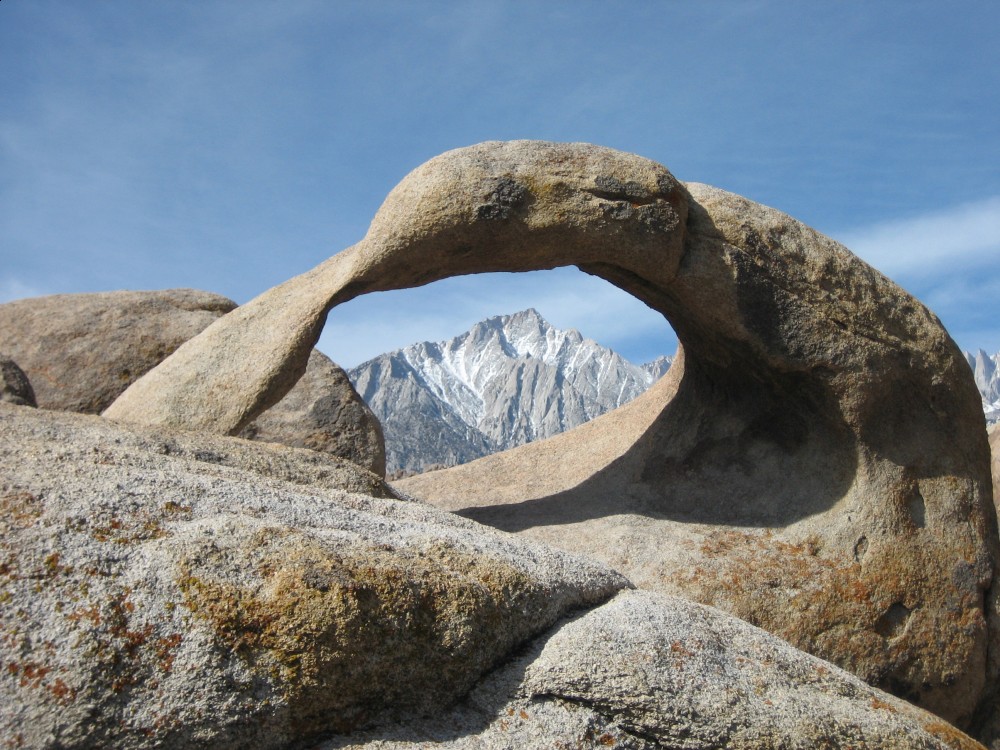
(834, 196), (1000, 277)
(830, 197), (1000, 355)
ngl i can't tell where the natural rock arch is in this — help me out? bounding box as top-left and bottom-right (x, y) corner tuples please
(104, 141), (996, 726)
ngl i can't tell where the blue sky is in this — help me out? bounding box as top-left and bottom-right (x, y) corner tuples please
(1, 1), (998, 367)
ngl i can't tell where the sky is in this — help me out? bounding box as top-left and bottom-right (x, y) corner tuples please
(1, 1), (998, 368)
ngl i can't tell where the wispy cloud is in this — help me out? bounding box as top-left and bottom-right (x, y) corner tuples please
(831, 196), (1000, 355)
(834, 196), (1000, 277)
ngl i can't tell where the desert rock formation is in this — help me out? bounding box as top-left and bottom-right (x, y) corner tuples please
(0, 289), (236, 414)
(0, 289), (385, 474)
(992, 421), (999, 484)
(238, 349), (385, 476)
(327, 590), (984, 750)
(102, 142), (996, 728)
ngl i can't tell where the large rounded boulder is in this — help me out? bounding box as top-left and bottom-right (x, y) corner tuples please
(0, 289), (385, 474)
(0, 403), (625, 748)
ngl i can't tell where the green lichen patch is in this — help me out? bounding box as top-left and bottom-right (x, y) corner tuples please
(0, 491), (43, 531)
(176, 529), (550, 735)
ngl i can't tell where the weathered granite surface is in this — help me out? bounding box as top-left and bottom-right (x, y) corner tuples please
(0, 403), (626, 749)
(0, 354), (35, 407)
(324, 591), (985, 750)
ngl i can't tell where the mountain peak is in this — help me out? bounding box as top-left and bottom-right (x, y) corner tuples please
(349, 311), (674, 476)
(964, 349), (1000, 425)
(510, 307), (544, 321)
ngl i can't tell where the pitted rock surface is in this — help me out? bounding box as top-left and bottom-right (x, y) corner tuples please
(978, 422), (1000, 745)
(104, 141), (996, 726)
(0, 289), (385, 474)
(0, 354), (35, 407)
(0, 403), (626, 749)
(323, 591), (986, 750)
(993, 424), (999, 512)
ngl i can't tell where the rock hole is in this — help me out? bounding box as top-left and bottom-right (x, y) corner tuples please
(907, 490), (926, 529)
(322, 268), (677, 477)
(874, 602), (912, 640)
(853, 535), (868, 563)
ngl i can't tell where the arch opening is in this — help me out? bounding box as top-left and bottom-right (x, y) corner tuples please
(319, 267), (678, 478)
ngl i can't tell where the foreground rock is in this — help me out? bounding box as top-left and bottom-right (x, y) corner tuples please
(979, 426), (1000, 746)
(0, 355), (35, 407)
(993, 423), (999, 504)
(0, 403), (626, 749)
(0, 289), (385, 474)
(1, 403), (984, 750)
(326, 591), (983, 750)
(104, 141), (996, 726)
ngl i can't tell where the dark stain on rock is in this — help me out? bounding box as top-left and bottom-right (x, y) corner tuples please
(854, 535), (868, 563)
(907, 489), (926, 529)
(476, 177), (530, 220)
(590, 175), (652, 203)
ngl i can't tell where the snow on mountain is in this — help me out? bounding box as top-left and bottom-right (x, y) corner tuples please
(965, 349), (1000, 425)
(349, 313), (1000, 478)
(349, 309), (673, 477)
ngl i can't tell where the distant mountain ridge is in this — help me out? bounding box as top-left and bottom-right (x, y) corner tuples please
(348, 309), (672, 476)
(348, 311), (1000, 477)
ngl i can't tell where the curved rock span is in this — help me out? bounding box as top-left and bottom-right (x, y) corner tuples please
(104, 141), (997, 727)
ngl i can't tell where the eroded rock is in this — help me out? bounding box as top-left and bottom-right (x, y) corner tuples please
(239, 349), (386, 475)
(103, 141), (996, 725)
(0, 403), (626, 749)
(0, 289), (236, 414)
(975, 421), (1000, 745)
(324, 591), (985, 750)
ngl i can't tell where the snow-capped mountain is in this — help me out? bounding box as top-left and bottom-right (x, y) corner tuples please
(966, 349), (1000, 425)
(349, 309), (673, 477)
(349, 313), (999, 478)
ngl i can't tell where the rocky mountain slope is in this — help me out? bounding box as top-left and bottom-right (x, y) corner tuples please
(349, 309), (672, 476)
(967, 349), (1000, 424)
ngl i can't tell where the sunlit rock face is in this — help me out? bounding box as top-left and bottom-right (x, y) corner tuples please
(0, 289), (385, 474)
(104, 141), (996, 728)
(0, 403), (627, 749)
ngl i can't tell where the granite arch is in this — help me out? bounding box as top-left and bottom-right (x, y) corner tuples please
(105, 141), (996, 725)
